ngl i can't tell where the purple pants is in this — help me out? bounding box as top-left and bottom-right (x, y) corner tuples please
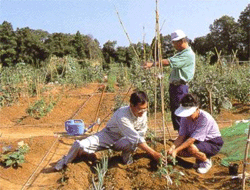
(195, 137), (224, 158)
(169, 84), (188, 131)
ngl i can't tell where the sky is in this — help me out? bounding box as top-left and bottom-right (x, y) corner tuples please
(0, 0), (249, 47)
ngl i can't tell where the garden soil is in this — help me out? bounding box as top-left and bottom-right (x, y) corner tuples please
(0, 83), (250, 190)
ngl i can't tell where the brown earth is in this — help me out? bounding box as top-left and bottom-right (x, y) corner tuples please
(0, 83), (249, 190)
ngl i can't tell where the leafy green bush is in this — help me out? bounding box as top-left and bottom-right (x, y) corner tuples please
(0, 141), (30, 168)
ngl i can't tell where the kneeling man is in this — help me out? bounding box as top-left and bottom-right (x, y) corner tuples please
(55, 90), (162, 170)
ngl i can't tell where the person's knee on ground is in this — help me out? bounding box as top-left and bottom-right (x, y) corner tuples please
(55, 140), (82, 171)
(77, 148), (97, 162)
(113, 137), (136, 165)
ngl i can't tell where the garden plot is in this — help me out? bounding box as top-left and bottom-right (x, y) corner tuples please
(0, 84), (249, 190)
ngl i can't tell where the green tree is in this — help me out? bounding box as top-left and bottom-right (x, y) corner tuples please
(193, 36), (211, 56)
(238, 4), (250, 60)
(102, 40), (117, 67)
(0, 21), (17, 66)
(161, 34), (175, 59)
(150, 34), (175, 61)
(45, 32), (75, 58)
(72, 31), (87, 60)
(84, 35), (102, 60)
(208, 15), (241, 55)
(15, 27), (49, 66)
(116, 46), (127, 64)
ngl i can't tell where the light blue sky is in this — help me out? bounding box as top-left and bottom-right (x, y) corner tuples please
(0, 0), (249, 47)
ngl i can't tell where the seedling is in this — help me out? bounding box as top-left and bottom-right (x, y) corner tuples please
(92, 156), (108, 190)
(0, 141), (30, 168)
(26, 96), (58, 119)
(154, 152), (182, 186)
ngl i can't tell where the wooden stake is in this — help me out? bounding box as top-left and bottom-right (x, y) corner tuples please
(206, 82), (213, 115)
(155, 0), (167, 157)
(214, 47), (223, 74)
(154, 13), (158, 137)
(93, 85), (106, 132)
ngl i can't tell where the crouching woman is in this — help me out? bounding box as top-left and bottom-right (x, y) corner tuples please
(167, 93), (223, 174)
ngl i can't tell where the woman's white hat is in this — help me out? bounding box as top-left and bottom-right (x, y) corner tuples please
(175, 105), (198, 117)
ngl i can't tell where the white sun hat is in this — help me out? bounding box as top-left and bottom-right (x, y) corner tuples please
(175, 105), (198, 117)
(171, 30), (186, 41)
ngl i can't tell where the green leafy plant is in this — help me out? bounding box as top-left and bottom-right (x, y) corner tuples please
(146, 129), (159, 148)
(0, 141), (30, 168)
(106, 68), (117, 92)
(154, 153), (183, 187)
(26, 96), (58, 119)
(92, 156), (108, 190)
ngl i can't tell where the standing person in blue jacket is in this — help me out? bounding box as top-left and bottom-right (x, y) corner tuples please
(55, 90), (162, 171)
(144, 30), (195, 132)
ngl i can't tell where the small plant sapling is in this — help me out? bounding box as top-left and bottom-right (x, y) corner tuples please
(154, 151), (183, 186)
(92, 156), (108, 190)
(0, 141), (30, 169)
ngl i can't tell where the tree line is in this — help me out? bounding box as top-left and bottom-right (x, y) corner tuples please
(0, 4), (249, 68)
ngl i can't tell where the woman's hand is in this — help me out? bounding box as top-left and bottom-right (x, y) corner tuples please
(167, 145), (175, 155)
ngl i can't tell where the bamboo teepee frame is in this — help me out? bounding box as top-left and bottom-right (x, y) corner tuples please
(114, 1), (172, 147)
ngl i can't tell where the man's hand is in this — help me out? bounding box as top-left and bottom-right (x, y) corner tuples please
(152, 151), (162, 162)
(138, 142), (162, 162)
(162, 59), (170, 66)
(142, 61), (154, 69)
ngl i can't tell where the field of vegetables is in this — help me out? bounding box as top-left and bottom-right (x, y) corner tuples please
(0, 56), (250, 189)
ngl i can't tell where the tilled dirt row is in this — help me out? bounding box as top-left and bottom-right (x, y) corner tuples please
(0, 84), (248, 189)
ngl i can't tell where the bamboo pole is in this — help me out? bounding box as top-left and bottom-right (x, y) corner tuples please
(94, 85), (106, 132)
(242, 124), (250, 190)
(206, 82), (213, 115)
(214, 47), (223, 74)
(114, 5), (139, 60)
(155, 0), (166, 155)
(155, 0), (172, 185)
(154, 16), (158, 137)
